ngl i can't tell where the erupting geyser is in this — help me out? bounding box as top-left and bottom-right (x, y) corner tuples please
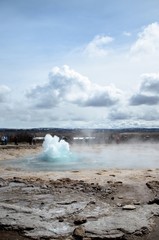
(41, 134), (72, 161)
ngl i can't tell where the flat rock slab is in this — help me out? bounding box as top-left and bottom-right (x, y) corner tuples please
(122, 204), (136, 210)
(0, 177), (159, 240)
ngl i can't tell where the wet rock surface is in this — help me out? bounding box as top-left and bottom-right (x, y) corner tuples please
(0, 175), (159, 240)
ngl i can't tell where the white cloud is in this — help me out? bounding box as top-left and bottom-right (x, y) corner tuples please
(85, 23), (159, 59)
(68, 22), (159, 95)
(130, 22), (159, 56)
(0, 85), (11, 103)
(2, 22), (159, 129)
(27, 65), (122, 108)
(138, 109), (159, 121)
(123, 31), (132, 37)
(129, 72), (159, 106)
(84, 35), (114, 57)
(108, 108), (132, 120)
(130, 94), (159, 106)
(108, 70), (159, 125)
(140, 73), (159, 93)
(108, 104), (159, 123)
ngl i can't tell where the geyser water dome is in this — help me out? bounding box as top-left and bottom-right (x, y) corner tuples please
(41, 134), (72, 161)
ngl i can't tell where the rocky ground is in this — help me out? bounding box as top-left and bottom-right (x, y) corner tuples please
(0, 145), (159, 240)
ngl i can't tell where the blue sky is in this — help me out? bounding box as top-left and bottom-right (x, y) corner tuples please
(1, 0), (159, 128)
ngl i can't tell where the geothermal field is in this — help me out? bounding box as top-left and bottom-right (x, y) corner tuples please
(0, 129), (159, 240)
(1, 134), (159, 171)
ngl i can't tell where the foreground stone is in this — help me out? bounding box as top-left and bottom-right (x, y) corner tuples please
(0, 176), (159, 240)
(122, 204), (136, 210)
